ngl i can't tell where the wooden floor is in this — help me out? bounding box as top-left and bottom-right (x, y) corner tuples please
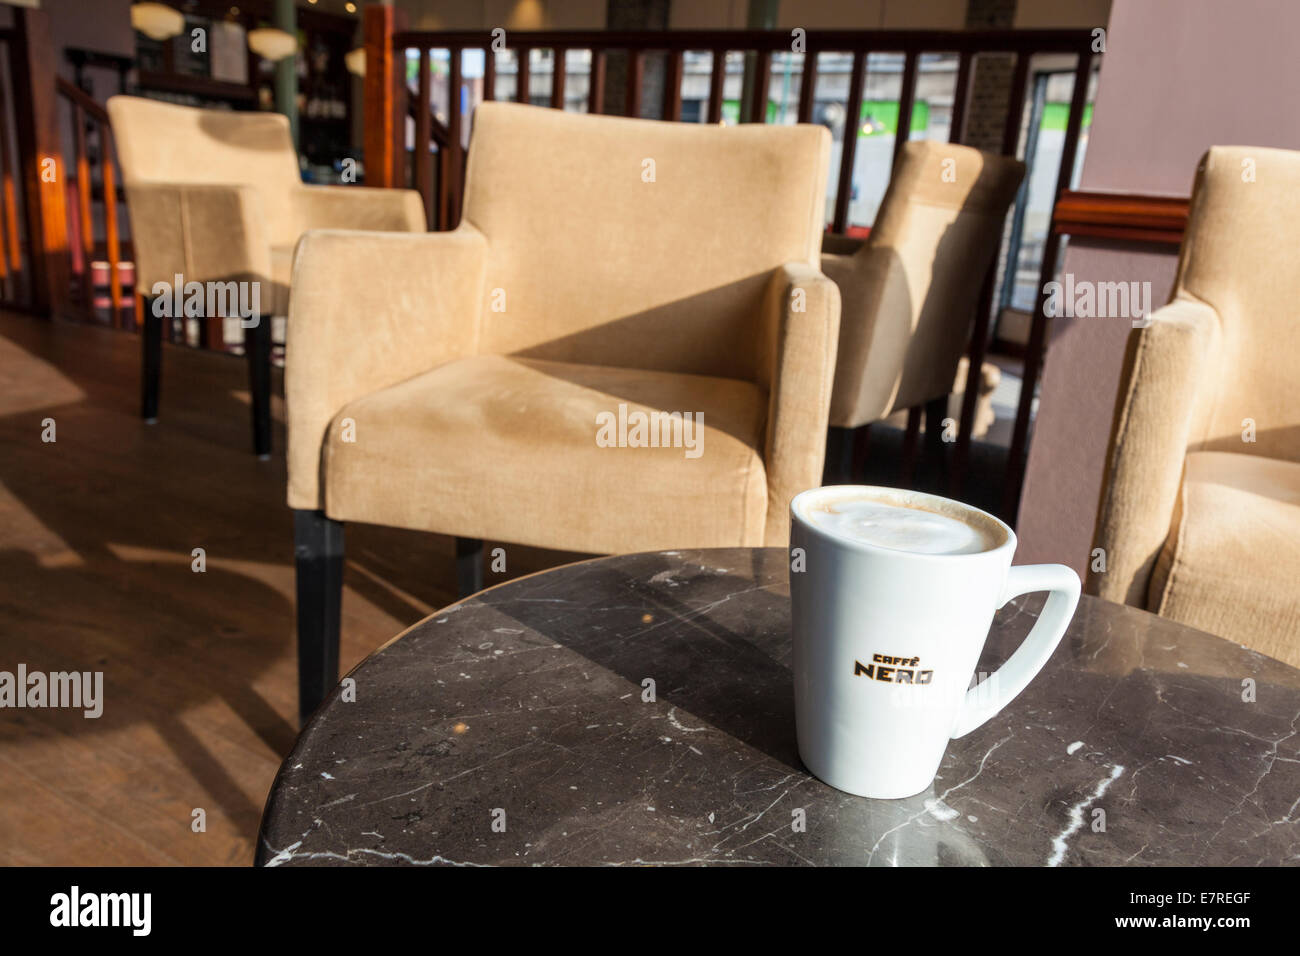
(0, 311), (576, 865)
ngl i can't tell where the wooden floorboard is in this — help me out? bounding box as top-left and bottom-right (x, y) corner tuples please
(0, 312), (582, 865)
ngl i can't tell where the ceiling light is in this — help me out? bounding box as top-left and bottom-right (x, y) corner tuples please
(248, 27), (298, 62)
(131, 2), (185, 41)
(345, 47), (366, 77)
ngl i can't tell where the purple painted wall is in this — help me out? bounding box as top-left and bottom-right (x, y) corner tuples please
(1016, 0), (1300, 572)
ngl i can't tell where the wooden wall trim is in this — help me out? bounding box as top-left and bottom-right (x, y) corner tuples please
(1052, 190), (1189, 245)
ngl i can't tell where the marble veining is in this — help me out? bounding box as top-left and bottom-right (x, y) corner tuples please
(257, 549), (1300, 866)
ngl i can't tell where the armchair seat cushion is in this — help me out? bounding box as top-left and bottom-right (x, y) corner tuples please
(1150, 451), (1300, 666)
(321, 355), (769, 554)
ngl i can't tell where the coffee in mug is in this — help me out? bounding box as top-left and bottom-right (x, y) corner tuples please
(789, 485), (1080, 799)
(802, 493), (1001, 556)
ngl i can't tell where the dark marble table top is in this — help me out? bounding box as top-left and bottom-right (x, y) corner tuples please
(258, 548), (1300, 866)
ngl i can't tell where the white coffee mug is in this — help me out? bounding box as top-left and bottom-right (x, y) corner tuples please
(789, 485), (1081, 799)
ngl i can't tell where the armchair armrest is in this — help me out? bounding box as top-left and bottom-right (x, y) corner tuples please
(294, 185), (426, 234)
(1090, 295), (1223, 607)
(125, 182), (270, 295)
(286, 225), (488, 509)
(758, 261), (842, 545)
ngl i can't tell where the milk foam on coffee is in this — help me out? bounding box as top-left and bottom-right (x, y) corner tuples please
(806, 496), (993, 555)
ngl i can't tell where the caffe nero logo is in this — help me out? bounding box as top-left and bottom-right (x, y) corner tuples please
(854, 653), (933, 685)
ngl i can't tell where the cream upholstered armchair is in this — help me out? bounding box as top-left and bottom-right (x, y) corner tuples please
(1090, 146), (1300, 668)
(107, 96), (425, 456)
(287, 102), (839, 721)
(820, 141), (1024, 478)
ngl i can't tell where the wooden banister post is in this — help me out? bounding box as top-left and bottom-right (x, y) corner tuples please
(11, 7), (70, 317)
(363, 4), (401, 188)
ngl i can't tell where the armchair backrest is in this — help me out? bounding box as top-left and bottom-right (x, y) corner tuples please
(107, 95), (302, 247)
(461, 102), (830, 382)
(823, 141), (1024, 427)
(1174, 145), (1300, 463)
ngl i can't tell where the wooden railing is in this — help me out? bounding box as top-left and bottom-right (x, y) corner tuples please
(57, 77), (128, 327)
(0, 26), (34, 312)
(0, 9), (134, 325)
(361, 14), (1101, 517)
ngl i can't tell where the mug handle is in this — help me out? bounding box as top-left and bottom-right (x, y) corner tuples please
(950, 563), (1081, 739)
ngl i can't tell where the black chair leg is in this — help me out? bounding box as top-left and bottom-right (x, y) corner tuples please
(850, 424), (871, 483)
(456, 537), (483, 598)
(294, 509), (344, 726)
(924, 395), (950, 492)
(822, 426), (855, 485)
(141, 298), (162, 424)
(245, 316), (272, 459)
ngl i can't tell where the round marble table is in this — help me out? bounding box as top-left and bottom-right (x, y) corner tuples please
(258, 548), (1300, 866)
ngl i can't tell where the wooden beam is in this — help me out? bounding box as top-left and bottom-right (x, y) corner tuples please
(662, 50), (683, 121)
(831, 51), (866, 234)
(448, 47), (463, 227)
(72, 106), (93, 317)
(708, 49), (726, 122)
(0, 65), (21, 276)
(415, 48), (432, 227)
(362, 5), (399, 188)
(101, 128), (122, 327)
(625, 50), (643, 117)
(588, 50), (606, 114)
(749, 48), (771, 122)
(948, 50), (973, 144)
(550, 48), (566, 110)
(484, 46), (496, 101)
(516, 47), (531, 103)
(391, 47), (408, 188)
(796, 49), (817, 123)
(892, 50), (918, 168)
(436, 150), (449, 231)
(11, 8), (69, 317)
